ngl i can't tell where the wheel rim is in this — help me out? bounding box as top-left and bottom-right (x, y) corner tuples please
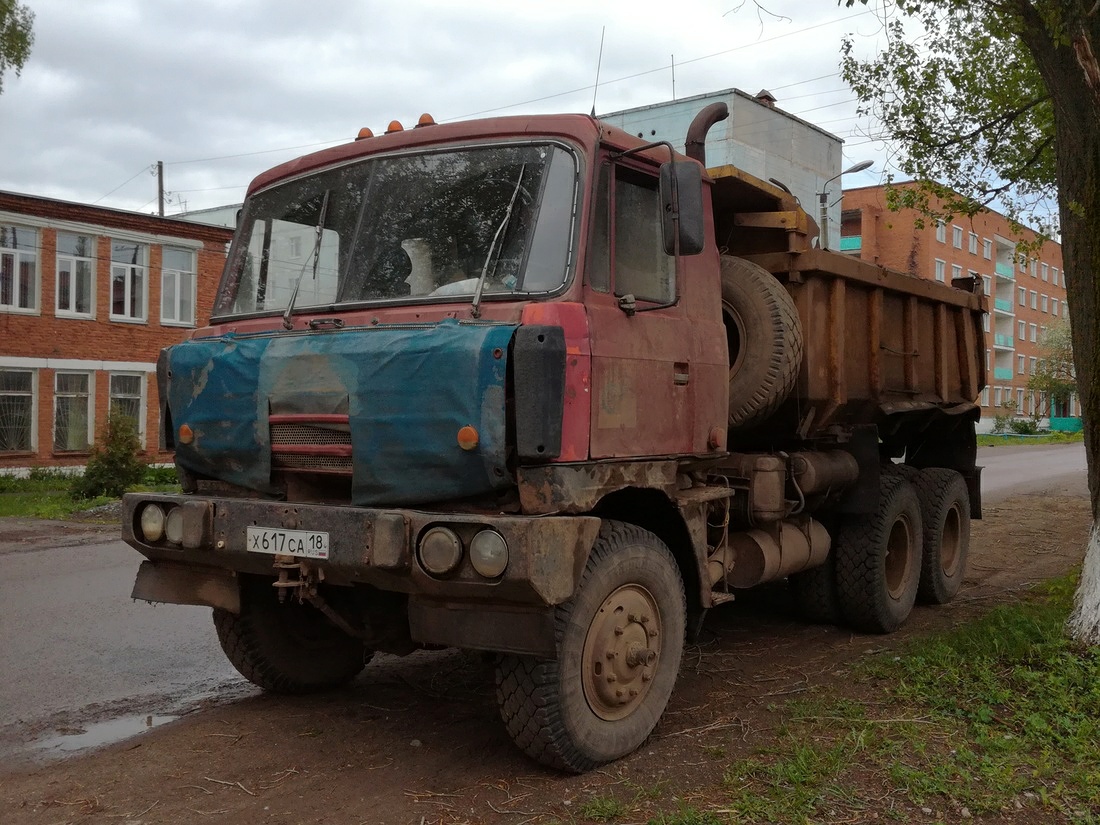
(581, 584), (662, 721)
(940, 504), (962, 577)
(884, 514), (914, 599)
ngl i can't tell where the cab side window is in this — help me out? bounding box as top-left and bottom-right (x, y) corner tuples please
(586, 162), (674, 304)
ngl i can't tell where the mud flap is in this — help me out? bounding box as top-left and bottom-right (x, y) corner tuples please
(132, 561), (240, 613)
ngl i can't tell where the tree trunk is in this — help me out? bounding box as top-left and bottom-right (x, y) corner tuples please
(1018, 3), (1100, 643)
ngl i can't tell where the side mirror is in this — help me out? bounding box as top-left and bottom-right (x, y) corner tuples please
(659, 160), (705, 256)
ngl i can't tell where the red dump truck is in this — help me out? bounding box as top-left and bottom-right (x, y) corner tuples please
(122, 102), (985, 772)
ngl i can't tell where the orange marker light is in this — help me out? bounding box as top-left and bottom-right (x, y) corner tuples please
(385, 120), (404, 134)
(415, 113), (437, 128)
(457, 425), (479, 451)
(178, 424), (194, 445)
(355, 127), (374, 140)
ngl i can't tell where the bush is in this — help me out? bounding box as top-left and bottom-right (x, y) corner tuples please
(71, 411), (147, 500)
(143, 465), (179, 486)
(1008, 418), (1040, 435)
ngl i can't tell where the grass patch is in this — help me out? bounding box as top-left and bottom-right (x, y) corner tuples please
(977, 431), (1084, 447)
(710, 573), (1100, 822)
(578, 794), (629, 822)
(0, 466), (179, 519)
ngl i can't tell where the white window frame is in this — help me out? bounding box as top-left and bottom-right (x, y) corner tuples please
(110, 240), (148, 323)
(985, 349), (991, 370)
(0, 223), (39, 314)
(1017, 388), (1025, 412)
(981, 386), (990, 407)
(1030, 357), (1037, 374)
(1031, 259), (1038, 278)
(934, 259), (946, 282)
(160, 246), (197, 327)
(109, 371), (147, 445)
(1018, 320), (1025, 339)
(0, 367), (37, 452)
(1041, 262), (1049, 281)
(982, 313), (990, 333)
(982, 238), (992, 259)
(994, 386), (1003, 406)
(935, 221), (946, 243)
(55, 232), (97, 319)
(53, 370), (94, 453)
(1030, 323), (1038, 343)
(968, 232), (978, 254)
(1052, 267), (1059, 285)
(1052, 300), (1058, 317)
(1041, 294), (1048, 313)
(1030, 290), (1038, 309)
(1017, 286), (1026, 306)
(952, 225), (963, 248)
(1017, 354), (1025, 374)
(979, 273), (989, 295)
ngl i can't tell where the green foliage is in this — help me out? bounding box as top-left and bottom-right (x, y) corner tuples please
(0, 0), (34, 95)
(71, 411), (147, 500)
(1028, 319), (1077, 415)
(977, 430), (1083, 446)
(578, 795), (629, 822)
(1008, 417), (1040, 435)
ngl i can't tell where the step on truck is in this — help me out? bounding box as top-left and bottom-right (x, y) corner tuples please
(123, 103), (985, 772)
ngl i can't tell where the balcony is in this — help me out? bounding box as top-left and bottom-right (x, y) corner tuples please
(993, 334), (1014, 348)
(994, 262), (1015, 279)
(838, 236), (862, 252)
(993, 298), (1014, 313)
(993, 367), (1014, 380)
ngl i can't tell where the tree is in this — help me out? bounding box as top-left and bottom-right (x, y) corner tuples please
(1028, 319), (1077, 421)
(0, 0), (34, 95)
(839, 0), (1100, 643)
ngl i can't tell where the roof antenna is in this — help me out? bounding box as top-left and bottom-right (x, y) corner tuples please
(590, 26), (605, 117)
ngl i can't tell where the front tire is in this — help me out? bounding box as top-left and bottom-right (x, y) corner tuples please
(835, 474), (923, 633)
(495, 521), (686, 773)
(213, 576), (370, 694)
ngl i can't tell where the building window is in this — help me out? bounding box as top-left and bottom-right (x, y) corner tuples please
(1041, 262), (1049, 281)
(1019, 253), (1028, 273)
(56, 232), (96, 318)
(1018, 286), (1026, 306)
(161, 246), (196, 326)
(1031, 259), (1038, 278)
(979, 273), (989, 295)
(983, 238), (992, 259)
(1030, 290), (1038, 309)
(1041, 294), (1048, 313)
(54, 371), (92, 452)
(985, 349), (991, 370)
(1018, 320), (1026, 339)
(111, 240), (148, 321)
(934, 259), (945, 282)
(0, 224), (38, 312)
(935, 221), (946, 243)
(1030, 323), (1037, 343)
(1052, 300), (1058, 317)
(1017, 388), (1025, 411)
(0, 368), (35, 451)
(1052, 267), (1059, 285)
(968, 232), (978, 254)
(982, 314), (990, 333)
(1030, 356), (1037, 375)
(109, 373), (145, 441)
(1018, 355), (1025, 374)
(952, 226), (963, 248)
(1052, 267), (1059, 286)
(981, 386), (990, 407)
(994, 386), (1003, 406)
(1063, 300), (1069, 315)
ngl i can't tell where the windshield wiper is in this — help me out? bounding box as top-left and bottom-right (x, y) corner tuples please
(471, 164), (526, 318)
(282, 189), (332, 330)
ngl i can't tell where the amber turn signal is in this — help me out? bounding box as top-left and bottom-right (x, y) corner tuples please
(385, 120), (403, 134)
(457, 425), (479, 451)
(178, 424), (194, 445)
(355, 127), (374, 140)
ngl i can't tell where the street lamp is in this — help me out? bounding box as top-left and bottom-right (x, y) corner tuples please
(818, 160), (873, 250)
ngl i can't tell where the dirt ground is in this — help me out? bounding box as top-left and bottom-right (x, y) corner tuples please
(0, 486), (1092, 825)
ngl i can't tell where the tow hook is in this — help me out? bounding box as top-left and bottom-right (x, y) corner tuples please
(271, 554), (365, 639)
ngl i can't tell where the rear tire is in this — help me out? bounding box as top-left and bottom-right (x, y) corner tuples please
(720, 256), (803, 429)
(835, 474), (922, 633)
(913, 468), (971, 604)
(495, 521), (686, 773)
(213, 576), (370, 694)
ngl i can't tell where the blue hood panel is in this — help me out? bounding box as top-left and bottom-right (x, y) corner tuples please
(167, 320), (516, 506)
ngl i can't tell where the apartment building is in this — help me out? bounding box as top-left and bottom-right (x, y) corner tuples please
(0, 191), (233, 472)
(840, 184), (1072, 430)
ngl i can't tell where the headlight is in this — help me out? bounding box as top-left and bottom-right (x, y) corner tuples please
(469, 530), (508, 578)
(419, 527), (463, 576)
(139, 504), (165, 542)
(165, 507), (184, 545)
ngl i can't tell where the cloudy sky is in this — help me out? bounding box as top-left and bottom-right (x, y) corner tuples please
(1, 0), (892, 216)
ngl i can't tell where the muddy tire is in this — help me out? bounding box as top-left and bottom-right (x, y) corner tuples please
(213, 576), (370, 694)
(789, 555), (842, 625)
(720, 256), (803, 429)
(495, 521), (686, 773)
(835, 474), (923, 634)
(913, 468), (970, 604)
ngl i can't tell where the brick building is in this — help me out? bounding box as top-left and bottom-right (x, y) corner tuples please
(840, 185), (1073, 430)
(0, 192), (233, 472)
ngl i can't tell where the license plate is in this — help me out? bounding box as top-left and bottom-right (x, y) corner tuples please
(246, 527), (330, 559)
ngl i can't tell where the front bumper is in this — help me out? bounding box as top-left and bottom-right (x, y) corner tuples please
(122, 493), (599, 608)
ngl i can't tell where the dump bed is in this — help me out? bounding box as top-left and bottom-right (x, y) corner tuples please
(708, 164), (987, 435)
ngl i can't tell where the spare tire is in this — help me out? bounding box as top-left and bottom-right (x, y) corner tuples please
(720, 256), (803, 428)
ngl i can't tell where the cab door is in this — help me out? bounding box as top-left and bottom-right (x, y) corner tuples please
(584, 158), (701, 459)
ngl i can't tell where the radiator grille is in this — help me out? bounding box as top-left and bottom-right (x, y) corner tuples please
(270, 420), (352, 474)
(271, 423), (351, 447)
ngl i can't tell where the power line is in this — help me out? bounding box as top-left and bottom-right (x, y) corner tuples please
(93, 165), (155, 204)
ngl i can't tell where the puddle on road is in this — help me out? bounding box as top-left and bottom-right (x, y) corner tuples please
(33, 714), (179, 754)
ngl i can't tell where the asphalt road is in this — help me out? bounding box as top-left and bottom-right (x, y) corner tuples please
(0, 441), (1088, 764)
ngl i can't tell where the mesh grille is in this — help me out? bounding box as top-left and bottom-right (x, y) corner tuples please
(274, 453), (353, 472)
(271, 423), (351, 446)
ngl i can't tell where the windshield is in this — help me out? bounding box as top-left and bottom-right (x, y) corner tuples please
(214, 143), (578, 318)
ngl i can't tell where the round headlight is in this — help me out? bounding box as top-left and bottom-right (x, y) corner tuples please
(419, 527), (463, 576)
(470, 530), (508, 578)
(140, 504), (165, 542)
(165, 507), (184, 545)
